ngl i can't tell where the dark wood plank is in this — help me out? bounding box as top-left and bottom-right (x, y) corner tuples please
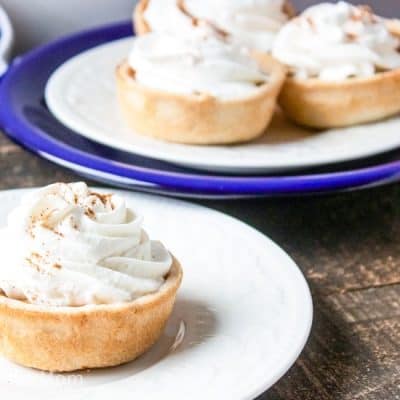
(0, 133), (84, 188)
(259, 287), (400, 399)
(201, 185), (400, 294)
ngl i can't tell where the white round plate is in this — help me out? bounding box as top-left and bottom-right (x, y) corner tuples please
(45, 38), (400, 174)
(1, 188), (312, 400)
(0, 6), (13, 77)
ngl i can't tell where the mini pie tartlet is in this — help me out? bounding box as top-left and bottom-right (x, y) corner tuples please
(116, 53), (286, 145)
(273, 3), (400, 129)
(0, 182), (183, 372)
(278, 59), (400, 129)
(0, 258), (182, 372)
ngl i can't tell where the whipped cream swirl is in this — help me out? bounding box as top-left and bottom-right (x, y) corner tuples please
(0, 183), (172, 306)
(142, 0), (194, 34)
(272, 1), (400, 81)
(143, 0), (290, 52)
(185, 0), (290, 52)
(128, 30), (268, 99)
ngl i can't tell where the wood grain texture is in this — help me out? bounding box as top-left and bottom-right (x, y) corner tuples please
(2, 129), (400, 399)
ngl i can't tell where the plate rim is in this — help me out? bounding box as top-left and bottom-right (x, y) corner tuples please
(1, 20), (400, 195)
(0, 187), (313, 400)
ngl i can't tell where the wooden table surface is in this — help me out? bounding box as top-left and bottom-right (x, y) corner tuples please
(2, 1), (400, 398)
(2, 129), (400, 399)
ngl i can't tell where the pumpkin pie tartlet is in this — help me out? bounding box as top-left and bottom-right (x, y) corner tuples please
(116, 29), (286, 144)
(0, 182), (182, 372)
(272, 1), (400, 129)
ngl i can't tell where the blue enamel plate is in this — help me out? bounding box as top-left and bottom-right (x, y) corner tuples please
(1, 21), (400, 198)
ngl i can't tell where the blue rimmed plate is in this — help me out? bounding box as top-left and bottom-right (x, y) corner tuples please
(45, 37), (400, 175)
(1, 21), (400, 198)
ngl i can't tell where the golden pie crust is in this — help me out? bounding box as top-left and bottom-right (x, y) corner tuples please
(134, 0), (152, 35)
(278, 24), (400, 129)
(116, 55), (286, 144)
(134, 0), (296, 36)
(0, 257), (182, 372)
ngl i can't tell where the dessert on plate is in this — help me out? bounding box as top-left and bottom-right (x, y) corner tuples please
(272, 1), (400, 128)
(0, 182), (182, 372)
(134, 0), (295, 52)
(116, 28), (286, 144)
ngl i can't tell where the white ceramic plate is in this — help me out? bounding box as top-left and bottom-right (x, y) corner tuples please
(0, 6), (13, 77)
(45, 38), (400, 174)
(0, 188), (312, 400)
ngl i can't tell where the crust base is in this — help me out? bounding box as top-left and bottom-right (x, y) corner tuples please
(116, 56), (286, 145)
(0, 257), (182, 372)
(278, 25), (400, 129)
(278, 68), (400, 129)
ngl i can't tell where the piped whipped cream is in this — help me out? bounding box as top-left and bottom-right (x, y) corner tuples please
(185, 0), (290, 51)
(0, 183), (172, 306)
(128, 29), (268, 99)
(142, 0), (194, 34)
(143, 0), (290, 52)
(272, 1), (400, 81)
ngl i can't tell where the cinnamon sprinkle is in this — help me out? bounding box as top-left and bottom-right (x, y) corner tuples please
(177, 0), (199, 27)
(346, 32), (358, 41)
(84, 207), (96, 219)
(30, 252), (42, 260)
(306, 16), (316, 31)
(87, 191), (116, 215)
(90, 192), (112, 205)
(177, 0), (228, 38)
(25, 255), (42, 272)
(41, 222), (64, 238)
(282, 1), (295, 18)
(351, 5), (377, 23)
